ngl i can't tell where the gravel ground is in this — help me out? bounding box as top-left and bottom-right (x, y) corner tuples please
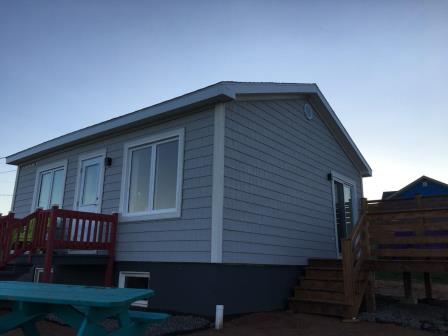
(5, 311), (433, 336)
(359, 295), (448, 333)
(190, 311), (432, 336)
(3, 311), (210, 336)
(45, 313), (211, 335)
(3, 280), (448, 335)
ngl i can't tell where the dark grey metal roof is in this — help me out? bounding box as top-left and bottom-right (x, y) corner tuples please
(6, 81), (372, 176)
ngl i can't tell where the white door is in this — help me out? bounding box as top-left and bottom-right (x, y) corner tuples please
(73, 154), (105, 246)
(76, 155), (104, 213)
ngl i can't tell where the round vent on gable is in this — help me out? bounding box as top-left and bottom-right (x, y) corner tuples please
(304, 103), (314, 120)
(422, 181), (428, 187)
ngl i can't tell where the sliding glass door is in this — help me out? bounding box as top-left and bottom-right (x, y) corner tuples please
(332, 174), (357, 255)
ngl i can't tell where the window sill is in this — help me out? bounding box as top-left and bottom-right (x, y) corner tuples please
(119, 211), (181, 223)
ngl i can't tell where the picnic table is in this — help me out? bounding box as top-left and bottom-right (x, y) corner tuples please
(0, 281), (168, 335)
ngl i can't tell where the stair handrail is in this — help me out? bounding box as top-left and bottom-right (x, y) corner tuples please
(341, 198), (371, 314)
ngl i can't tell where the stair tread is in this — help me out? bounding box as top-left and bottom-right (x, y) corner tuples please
(303, 276), (343, 281)
(295, 287), (343, 293)
(289, 297), (349, 306)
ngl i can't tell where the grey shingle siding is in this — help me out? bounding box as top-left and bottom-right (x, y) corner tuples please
(222, 99), (363, 265)
(11, 97), (365, 266)
(12, 109), (214, 263)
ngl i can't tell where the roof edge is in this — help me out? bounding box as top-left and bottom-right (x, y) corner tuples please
(7, 81), (372, 177)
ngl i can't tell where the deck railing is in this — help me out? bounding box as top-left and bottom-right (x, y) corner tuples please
(0, 206), (118, 286)
(341, 195), (448, 317)
(341, 200), (373, 317)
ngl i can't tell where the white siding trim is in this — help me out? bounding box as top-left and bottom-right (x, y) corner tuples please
(10, 166), (20, 213)
(211, 103), (225, 263)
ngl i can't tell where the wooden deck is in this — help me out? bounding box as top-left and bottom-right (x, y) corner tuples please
(0, 206), (118, 285)
(291, 195), (448, 318)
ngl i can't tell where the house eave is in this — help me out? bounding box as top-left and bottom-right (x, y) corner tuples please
(6, 81), (372, 177)
(6, 88), (233, 165)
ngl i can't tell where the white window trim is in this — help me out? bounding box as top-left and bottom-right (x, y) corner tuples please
(330, 170), (359, 257)
(31, 160), (68, 211)
(33, 267), (54, 282)
(73, 149), (107, 213)
(118, 271), (150, 308)
(119, 128), (185, 222)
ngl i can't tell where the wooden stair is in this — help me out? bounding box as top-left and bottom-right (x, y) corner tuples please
(289, 258), (354, 318)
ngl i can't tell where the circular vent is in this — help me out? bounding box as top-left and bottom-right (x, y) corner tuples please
(304, 103), (314, 120)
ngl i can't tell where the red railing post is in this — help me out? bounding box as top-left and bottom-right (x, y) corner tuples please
(0, 212), (14, 266)
(7, 212), (15, 261)
(104, 213), (118, 287)
(42, 205), (58, 283)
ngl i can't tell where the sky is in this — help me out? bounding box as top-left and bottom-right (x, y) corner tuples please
(0, 0), (447, 214)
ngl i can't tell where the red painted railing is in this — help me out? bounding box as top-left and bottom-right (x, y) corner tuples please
(0, 206), (118, 286)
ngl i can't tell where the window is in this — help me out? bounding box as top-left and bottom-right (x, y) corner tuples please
(118, 271), (150, 308)
(121, 130), (184, 221)
(33, 267), (53, 282)
(33, 161), (67, 210)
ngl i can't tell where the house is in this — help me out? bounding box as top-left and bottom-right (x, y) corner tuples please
(382, 176), (448, 200)
(4, 82), (371, 316)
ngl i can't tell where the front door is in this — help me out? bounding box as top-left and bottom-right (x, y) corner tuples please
(73, 154), (105, 246)
(332, 174), (357, 255)
(76, 155), (104, 213)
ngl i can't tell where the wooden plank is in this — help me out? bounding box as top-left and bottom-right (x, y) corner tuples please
(370, 235), (448, 244)
(365, 271), (376, 313)
(367, 259), (448, 273)
(370, 222), (448, 232)
(374, 249), (448, 258)
(341, 240), (354, 305)
(424, 273), (432, 299)
(403, 272), (413, 299)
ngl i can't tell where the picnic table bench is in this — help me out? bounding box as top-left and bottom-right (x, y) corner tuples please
(0, 281), (169, 335)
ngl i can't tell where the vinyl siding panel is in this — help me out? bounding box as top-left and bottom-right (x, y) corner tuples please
(222, 99), (363, 265)
(12, 109), (214, 263)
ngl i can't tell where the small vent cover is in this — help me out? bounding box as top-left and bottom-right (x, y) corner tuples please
(304, 103), (314, 120)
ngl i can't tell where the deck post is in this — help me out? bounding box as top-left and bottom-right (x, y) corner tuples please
(365, 271), (376, 312)
(105, 213), (118, 287)
(42, 206), (58, 283)
(402, 272), (414, 303)
(424, 272), (432, 300)
(341, 239), (355, 306)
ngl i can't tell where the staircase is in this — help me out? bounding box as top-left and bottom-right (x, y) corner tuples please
(289, 258), (354, 317)
(290, 195), (448, 319)
(0, 206), (118, 285)
(290, 204), (374, 319)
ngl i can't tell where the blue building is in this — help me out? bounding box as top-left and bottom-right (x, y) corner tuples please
(382, 176), (448, 200)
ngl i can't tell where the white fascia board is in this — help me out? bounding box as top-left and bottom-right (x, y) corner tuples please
(6, 81), (371, 178)
(6, 85), (233, 165)
(312, 87), (372, 177)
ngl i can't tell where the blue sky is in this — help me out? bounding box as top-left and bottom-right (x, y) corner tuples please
(0, 0), (447, 214)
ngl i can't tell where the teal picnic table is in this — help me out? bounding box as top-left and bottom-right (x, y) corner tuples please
(0, 281), (168, 336)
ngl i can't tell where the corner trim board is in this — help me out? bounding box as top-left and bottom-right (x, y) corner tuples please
(10, 166), (20, 213)
(211, 103), (225, 263)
